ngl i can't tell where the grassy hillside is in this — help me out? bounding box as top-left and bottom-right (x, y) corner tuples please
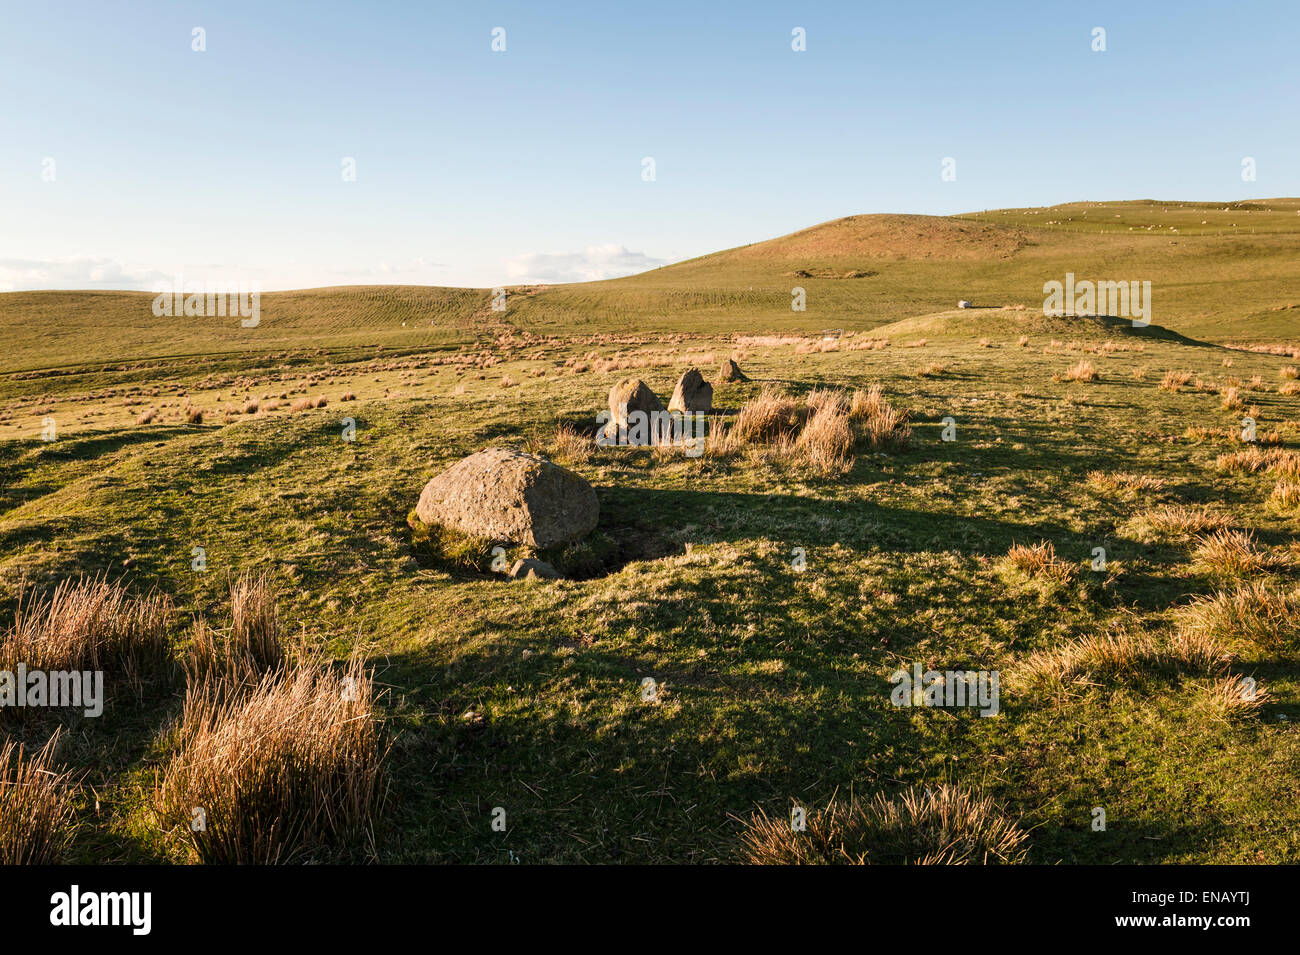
(3, 199), (1299, 384)
(4, 327), (1300, 863)
(509, 201), (1300, 341)
(3, 201), (1300, 865)
(0, 286), (492, 374)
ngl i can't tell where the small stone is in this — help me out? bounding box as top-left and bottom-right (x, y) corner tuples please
(509, 558), (560, 580)
(717, 358), (748, 382)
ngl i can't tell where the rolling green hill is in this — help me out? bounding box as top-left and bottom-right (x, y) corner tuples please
(2, 199), (1298, 381)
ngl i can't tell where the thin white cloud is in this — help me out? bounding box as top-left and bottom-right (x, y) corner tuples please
(0, 256), (168, 292)
(504, 244), (667, 284)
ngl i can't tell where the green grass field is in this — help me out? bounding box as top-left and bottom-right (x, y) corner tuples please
(3, 200), (1300, 863)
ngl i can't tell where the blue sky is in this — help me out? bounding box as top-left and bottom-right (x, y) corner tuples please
(2, 0), (1296, 291)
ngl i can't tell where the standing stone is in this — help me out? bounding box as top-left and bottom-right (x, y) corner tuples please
(668, 368), (713, 413)
(416, 447), (598, 548)
(717, 358), (748, 382)
(605, 378), (667, 444)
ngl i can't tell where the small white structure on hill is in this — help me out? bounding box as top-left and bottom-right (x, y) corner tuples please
(957, 300), (972, 309)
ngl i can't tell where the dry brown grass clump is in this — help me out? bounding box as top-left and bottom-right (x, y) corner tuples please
(340, 392), (356, 401)
(185, 406), (204, 424)
(1191, 529), (1281, 577)
(1281, 382), (1300, 396)
(1198, 674), (1270, 720)
(1159, 370), (1193, 392)
(848, 384), (913, 450)
(0, 733), (76, 864)
(548, 422), (594, 465)
(1063, 359), (1098, 382)
(913, 361), (946, 377)
(793, 389), (856, 475)
(1280, 366), (1299, 380)
(739, 786), (1028, 865)
(159, 656), (385, 864)
(136, 408), (156, 425)
(1216, 447), (1300, 476)
(717, 384), (910, 475)
(1014, 628), (1231, 693)
(1268, 480), (1300, 512)
(241, 399), (259, 415)
(185, 574), (284, 689)
(1217, 446), (1279, 473)
(229, 573), (279, 660)
(998, 540), (1076, 584)
(1085, 470), (1166, 494)
(1123, 504), (1233, 542)
(1175, 583), (1300, 654)
(289, 396), (329, 412)
(726, 385), (808, 446)
(1017, 335), (1030, 347)
(2, 578), (174, 690)
(1220, 386), (1245, 411)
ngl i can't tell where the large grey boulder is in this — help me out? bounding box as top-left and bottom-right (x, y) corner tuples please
(416, 448), (598, 549)
(668, 368), (713, 414)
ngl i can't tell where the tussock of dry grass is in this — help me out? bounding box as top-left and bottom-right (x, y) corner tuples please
(716, 384), (910, 475)
(136, 408), (156, 425)
(1159, 370), (1193, 392)
(548, 422), (594, 465)
(289, 396), (329, 412)
(1268, 480), (1300, 511)
(793, 389), (855, 475)
(1014, 628), (1230, 693)
(1216, 447), (1300, 477)
(1191, 529), (1282, 577)
(913, 361), (946, 377)
(1198, 674), (1270, 720)
(1063, 359), (1098, 382)
(1220, 386), (1245, 411)
(1280, 366), (1299, 380)
(1, 578), (174, 690)
(739, 785), (1028, 865)
(725, 385), (808, 447)
(0, 732), (76, 864)
(1123, 504), (1233, 542)
(1176, 583), (1300, 654)
(185, 573), (284, 689)
(1086, 470), (1166, 494)
(998, 540), (1076, 584)
(848, 384), (913, 450)
(159, 656), (385, 864)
